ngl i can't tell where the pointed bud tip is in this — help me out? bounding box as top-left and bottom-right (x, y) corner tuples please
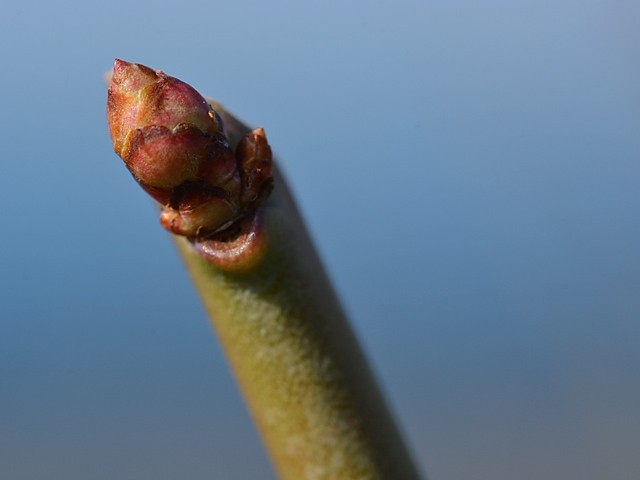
(110, 58), (158, 92)
(111, 58), (131, 85)
(113, 58), (130, 70)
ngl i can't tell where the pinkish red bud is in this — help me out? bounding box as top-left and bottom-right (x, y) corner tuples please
(108, 59), (220, 156)
(107, 59), (273, 240)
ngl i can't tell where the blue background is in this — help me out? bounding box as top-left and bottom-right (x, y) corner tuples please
(1, 1), (639, 478)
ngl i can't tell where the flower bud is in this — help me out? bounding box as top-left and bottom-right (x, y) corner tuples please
(107, 59), (272, 239)
(107, 59), (227, 190)
(108, 59), (220, 153)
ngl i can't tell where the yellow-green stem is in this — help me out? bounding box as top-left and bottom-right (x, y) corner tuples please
(175, 105), (422, 480)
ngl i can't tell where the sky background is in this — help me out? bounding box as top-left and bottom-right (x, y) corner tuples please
(1, 1), (639, 479)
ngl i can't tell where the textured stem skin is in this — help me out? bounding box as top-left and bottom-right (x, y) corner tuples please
(176, 105), (423, 479)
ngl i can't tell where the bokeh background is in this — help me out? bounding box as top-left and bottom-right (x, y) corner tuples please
(1, 1), (639, 479)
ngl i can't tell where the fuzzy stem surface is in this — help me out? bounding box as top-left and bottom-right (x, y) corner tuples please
(176, 104), (423, 480)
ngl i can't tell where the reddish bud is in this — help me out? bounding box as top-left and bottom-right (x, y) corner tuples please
(108, 59), (220, 154)
(237, 127), (274, 206)
(107, 59), (273, 241)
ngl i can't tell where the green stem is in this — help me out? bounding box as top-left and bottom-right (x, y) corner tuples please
(175, 104), (423, 479)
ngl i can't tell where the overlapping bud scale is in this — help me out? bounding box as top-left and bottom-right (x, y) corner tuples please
(107, 60), (273, 238)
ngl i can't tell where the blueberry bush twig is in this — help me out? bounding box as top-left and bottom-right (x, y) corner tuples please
(107, 60), (422, 480)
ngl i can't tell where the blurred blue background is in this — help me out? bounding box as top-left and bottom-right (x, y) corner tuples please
(1, 1), (639, 478)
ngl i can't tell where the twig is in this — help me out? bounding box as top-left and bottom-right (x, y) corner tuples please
(106, 60), (422, 479)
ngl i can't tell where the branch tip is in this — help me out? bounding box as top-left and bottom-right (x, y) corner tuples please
(106, 59), (274, 270)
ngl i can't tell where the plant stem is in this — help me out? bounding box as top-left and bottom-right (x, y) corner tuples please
(175, 103), (423, 479)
